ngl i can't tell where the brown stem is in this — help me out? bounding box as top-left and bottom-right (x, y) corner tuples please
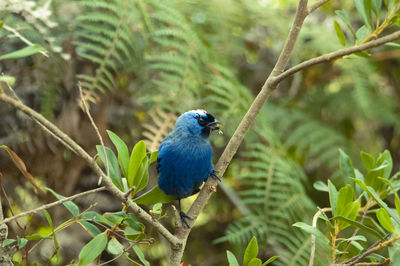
(0, 93), (181, 248)
(0, 187), (106, 226)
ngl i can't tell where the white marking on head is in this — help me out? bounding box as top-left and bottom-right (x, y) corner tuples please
(185, 109), (207, 115)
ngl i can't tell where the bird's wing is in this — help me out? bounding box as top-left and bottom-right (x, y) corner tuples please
(156, 135), (171, 173)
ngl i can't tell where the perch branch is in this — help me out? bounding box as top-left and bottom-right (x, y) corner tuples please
(0, 93), (182, 248)
(169, 2), (400, 266)
(0, 187), (106, 226)
(169, 0), (310, 264)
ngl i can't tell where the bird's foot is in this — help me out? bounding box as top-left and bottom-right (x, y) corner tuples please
(179, 211), (193, 228)
(211, 172), (221, 181)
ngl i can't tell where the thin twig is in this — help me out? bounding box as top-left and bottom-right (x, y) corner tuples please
(3, 24), (49, 57)
(0, 187), (106, 226)
(309, 207), (331, 266)
(342, 236), (399, 265)
(124, 186), (137, 199)
(353, 259), (390, 265)
(78, 83), (109, 185)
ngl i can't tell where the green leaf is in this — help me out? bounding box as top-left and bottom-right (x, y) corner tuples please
(104, 211), (126, 224)
(354, 0), (373, 31)
(352, 179), (400, 224)
(0, 44), (45, 60)
(107, 130), (130, 178)
(263, 256), (278, 265)
(313, 181), (329, 192)
(332, 216), (384, 240)
(78, 231), (108, 266)
(377, 177), (400, 217)
(80, 221), (101, 236)
(293, 222), (330, 248)
(335, 10), (357, 38)
(334, 21), (346, 46)
(96, 145), (124, 191)
(82, 211), (114, 227)
(2, 239), (16, 247)
(133, 156), (150, 194)
(227, 250), (240, 266)
(106, 237), (124, 255)
(133, 185), (175, 205)
(328, 180), (338, 216)
(17, 236), (28, 249)
(364, 163), (390, 195)
(385, 42), (400, 48)
(337, 185), (354, 216)
(43, 209), (59, 250)
(339, 149), (356, 186)
(356, 25), (367, 42)
(376, 150), (392, 179)
(337, 201), (360, 230)
(338, 235), (367, 243)
(128, 141), (146, 187)
(361, 151), (375, 171)
(150, 151), (158, 164)
(132, 246), (150, 266)
(371, 0), (382, 17)
(376, 208), (394, 232)
(0, 75), (15, 85)
(25, 233), (52, 240)
(47, 188), (79, 216)
(248, 258), (262, 266)
(244, 236), (258, 266)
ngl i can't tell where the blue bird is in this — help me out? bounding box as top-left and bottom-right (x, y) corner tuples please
(157, 110), (221, 227)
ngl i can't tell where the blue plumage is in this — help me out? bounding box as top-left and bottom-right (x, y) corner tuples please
(157, 110), (221, 226)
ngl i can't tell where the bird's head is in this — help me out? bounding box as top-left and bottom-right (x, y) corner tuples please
(174, 110), (222, 138)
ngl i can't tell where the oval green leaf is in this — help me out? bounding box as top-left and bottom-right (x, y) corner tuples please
(107, 130), (130, 177)
(78, 231), (107, 266)
(244, 236), (258, 266)
(133, 185), (175, 205)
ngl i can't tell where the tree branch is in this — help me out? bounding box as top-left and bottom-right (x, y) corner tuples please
(0, 187), (106, 226)
(0, 93), (182, 248)
(169, 0), (311, 265)
(272, 30), (400, 86)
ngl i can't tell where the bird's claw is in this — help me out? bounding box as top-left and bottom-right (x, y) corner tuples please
(211, 172), (221, 181)
(180, 211), (193, 228)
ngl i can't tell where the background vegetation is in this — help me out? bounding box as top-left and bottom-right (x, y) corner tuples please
(0, 0), (400, 265)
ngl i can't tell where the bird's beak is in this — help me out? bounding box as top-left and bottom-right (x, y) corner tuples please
(206, 120), (222, 131)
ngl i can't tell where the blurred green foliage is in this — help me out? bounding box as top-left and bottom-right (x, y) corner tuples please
(1, 0), (400, 265)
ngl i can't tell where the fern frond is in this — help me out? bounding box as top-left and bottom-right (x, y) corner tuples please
(142, 108), (178, 152)
(219, 140), (330, 265)
(75, 0), (136, 92)
(264, 104), (350, 169)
